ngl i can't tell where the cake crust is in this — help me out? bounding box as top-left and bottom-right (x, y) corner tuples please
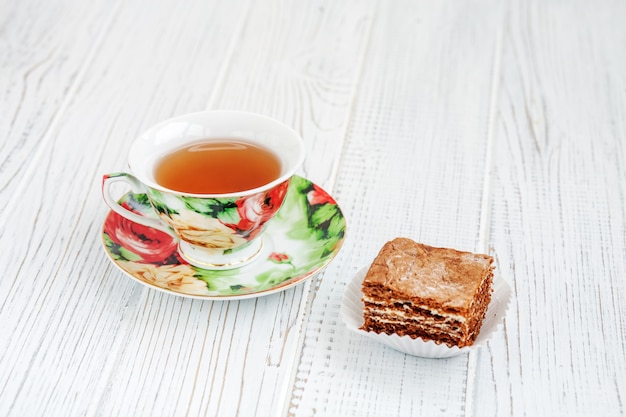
(364, 238), (493, 312)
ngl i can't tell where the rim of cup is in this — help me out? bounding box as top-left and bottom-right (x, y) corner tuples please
(126, 110), (306, 198)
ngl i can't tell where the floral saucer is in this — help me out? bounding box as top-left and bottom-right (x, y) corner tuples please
(102, 176), (346, 300)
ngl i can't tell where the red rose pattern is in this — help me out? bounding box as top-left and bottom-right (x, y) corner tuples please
(307, 183), (335, 206)
(226, 180), (290, 239)
(104, 202), (178, 264)
(269, 252), (291, 263)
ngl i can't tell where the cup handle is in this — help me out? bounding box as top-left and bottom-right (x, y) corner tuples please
(102, 172), (177, 238)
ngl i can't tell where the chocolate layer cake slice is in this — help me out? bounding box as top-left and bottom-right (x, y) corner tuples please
(360, 238), (494, 347)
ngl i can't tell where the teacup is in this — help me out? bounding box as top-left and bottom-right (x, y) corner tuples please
(102, 111), (305, 270)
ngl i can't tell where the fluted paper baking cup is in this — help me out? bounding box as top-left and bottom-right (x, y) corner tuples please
(340, 267), (512, 358)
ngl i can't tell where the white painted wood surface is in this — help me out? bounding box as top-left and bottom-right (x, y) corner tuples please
(0, 0), (624, 416)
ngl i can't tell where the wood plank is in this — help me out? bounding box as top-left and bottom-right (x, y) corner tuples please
(474, 0), (626, 415)
(87, 1), (375, 416)
(0, 0), (250, 415)
(210, 0), (375, 189)
(24, 1), (372, 415)
(0, 0), (118, 218)
(287, 0), (503, 415)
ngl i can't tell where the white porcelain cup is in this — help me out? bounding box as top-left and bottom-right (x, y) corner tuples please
(102, 111), (305, 270)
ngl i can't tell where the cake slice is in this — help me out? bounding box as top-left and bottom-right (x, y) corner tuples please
(360, 238), (494, 347)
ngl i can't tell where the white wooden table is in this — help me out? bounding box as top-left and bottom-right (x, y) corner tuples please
(1, 0), (625, 415)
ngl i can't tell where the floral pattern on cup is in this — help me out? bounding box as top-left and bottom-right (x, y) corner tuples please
(144, 180), (290, 250)
(102, 176), (346, 299)
(104, 199), (180, 264)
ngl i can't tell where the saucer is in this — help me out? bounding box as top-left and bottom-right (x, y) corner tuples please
(102, 176), (346, 300)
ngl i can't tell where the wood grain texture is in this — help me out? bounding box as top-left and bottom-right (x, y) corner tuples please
(211, 0), (375, 189)
(0, 0), (375, 416)
(190, 2), (374, 415)
(0, 0), (118, 218)
(95, 1), (374, 416)
(288, 1), (503, 415)
(474, 0), (626, 416)
(0, 0), (249, 415)
(2, 0), (626, 415)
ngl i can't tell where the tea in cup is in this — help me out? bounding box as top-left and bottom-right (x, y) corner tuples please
(102, 111), (305, 270)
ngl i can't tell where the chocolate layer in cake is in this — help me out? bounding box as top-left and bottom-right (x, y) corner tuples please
(360, 238), (494, 347)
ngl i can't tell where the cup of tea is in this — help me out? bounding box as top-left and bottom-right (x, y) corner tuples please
(102, 111), (305, 270)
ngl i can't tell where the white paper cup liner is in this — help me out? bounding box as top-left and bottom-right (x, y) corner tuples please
(341, 267), (512, 358)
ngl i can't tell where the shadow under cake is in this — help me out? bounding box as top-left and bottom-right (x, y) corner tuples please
(360, 238), (494, 348)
